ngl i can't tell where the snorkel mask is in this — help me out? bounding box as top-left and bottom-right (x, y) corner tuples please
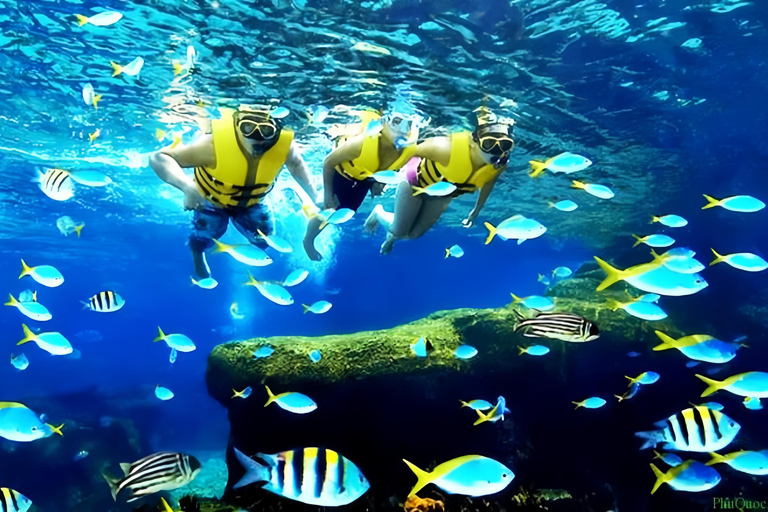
(383, 99), (427, 150)
(236, 106), (283, 154)
(472, 109), (515, 169)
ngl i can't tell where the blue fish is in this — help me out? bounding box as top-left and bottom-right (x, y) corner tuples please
(703, 194), (765, 212)
(549, 200), (578, 212)
(708, 450), (768, 475)
(650, 460), (720, 494)
(652, 214), (687, 227)
(403, 455), (514, 497)
(474, 396), (509, 425)
(511, 294), (554, 311)
(445, 245), (464, 259)
(453, 345), (478, 360)
(552, 266), (572, 278)
(10, 353), (29, 371)
(309, 350), (322, 363)
(155, 385), (174, 401)
(253, 346), (275, 359)
(518, 345), (550, 356)
(616, 383), (641, 402)
(459, 399), (493, 411)
(573, 397), (606, 409)
(632, 234), (675, 248)
(0, 402), (62, 442)
(626, 372), (660, 385)
(232, 386), (252, 399)
(264, 385), (317, 414)
(653, 450), (683, 467)
(743, 397), (763, 410)
(411, 337), (433, 358)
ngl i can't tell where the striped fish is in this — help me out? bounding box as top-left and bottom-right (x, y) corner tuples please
(513, 310), (599, 342)
(635, 406), (741, 452)
(82, 291), (125, 313)
(36, 168), (75, 201)
(102, 452), (201, 502)
(0, 488), (32, 512)
(233, 447), (369, 507)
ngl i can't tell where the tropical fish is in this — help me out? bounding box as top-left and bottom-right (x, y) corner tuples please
(320, 208), (356, 229)
(592, 252), (666, 291)
(252, 346), (275, 359)
(403, 455), (514, 497)
(635, 406), (740, 451)
(230, 302), (246, 320)
(271, 106), (290, 119)
(244, 275), (293, 306)
(76, 11), (122, 26)
(594, 254), (707, 296)
(484, 215), (547, 245)
(411, 336), (433, 358)
(460, 399), (493, 411)
(651, 214), (687, 227)
(702, 194), (765, 212)
(696, 372), (768, 398)
(257, 230), (292, 253)
(573, 397), (606, 409)
(412, 181), (457, 197)
(309, 350), (322, 363)
(691, 402), (724, 411)
(445, 245), (464, 258)
(153, 327), (196, 352)
(74, 450), (89, 461)
(710, 249), (767, 272)
(307, 105), (330, 124)
(81, 83), (101, 108)
(5, 294), (52, 321)
(172, 45), (196, 76)
(453, 345), (478, 360)
(571, 180), (614, 199)
(518, 345), (550, 356)
(35, 168), (74, 201)
(0, 402), (63, 442)
(10, 353), (29, 371)
(474, 396), (508, 426)
(89, 129), (100, 143)
(69, 170), (112, 187)
(212, 239), (272, 266)
(303, 301), (332, 314)
(552, 267), (572, 279)
(707, 450), (768, 475)
(102, 452), (201, 502)
(155, 386), (174, 401)
(744, 396), (763, 410)
(19, 259), (64, 288)
(529, 153), (592, 177)
(190, 276), (218, 289)
(511, 294), (554, 311)
(110, 57), (144, 77)
(606, 298), (667, 321)
(232, 447), (369, 506)
(653, 450), (683, 467)
(649, 461), (720, 494)
(632, 234), (675, 248)
(548, 199), (578, 212)
(654, 331), (741, 364)
(264, 385), (317, 414)
(56, 216), (84, 237)
(626, 372), (660, 385)
(538, 273), (551, 286)
(83, 291), (125, 313)
(18, 290), (35, 302)
(169, 348), (177, 364)
(17, 324), (72, 355)
(371, 170), (404, 185)
(513, 310), (599, 343)
(232, 386), (252, 399)
(615, 383), (640, 402)
(659, 248), (705, 274)
(283, 269), (309, 287)
(0, 488), (32, 512)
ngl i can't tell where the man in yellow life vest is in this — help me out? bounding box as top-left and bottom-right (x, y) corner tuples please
(302, 108), (420, 261)
(149, 106), (318, 279)
(365, 109), (514, 254)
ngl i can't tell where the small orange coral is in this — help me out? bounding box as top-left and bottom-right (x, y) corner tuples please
(404, 495), (445, 512)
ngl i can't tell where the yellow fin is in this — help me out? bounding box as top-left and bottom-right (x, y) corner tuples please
(702, 194), (721, 209)
(92, 94), (102, 109)
(593, 256), (624, 292)
(264, 385), (276, 407)
(605, 299), (622, 312)
(411, 185), (426, 197)
(75, 14), (89, 26)
(706, 452), (726, 466)
(19, 259), (32, 279)
(5, 294), (18, 307)
(160, 497), (175, 512)
(652, 330), (678, 351)
(649, 463), (667, 494)
(528, 159), (547, 178)
(47, 423), (64, 436)
(709, 248), (725, 266)
(74, 224), (85, 237)
(153, 326), (166, 343)
(483, 222), (497, 245)
(571, 180), (585, 190)
(403, 459), (434, 497)
(302, 304), (311, 314)
(631, 234), (646, 248)
(172, 60), (183, 76)
(17, 324), (36, 345)
(211, 238), (229, 254)
(110, 61), (122, 77)
(695, 374), (724, 397)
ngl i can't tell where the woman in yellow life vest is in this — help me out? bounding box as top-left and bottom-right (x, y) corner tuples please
(302, 108), (420, 261)
(365, 110), (514, 254)
(149, 107), (318, 279)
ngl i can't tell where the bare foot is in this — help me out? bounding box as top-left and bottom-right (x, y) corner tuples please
(380, 234), (396, 255)
(303, 236), (322, 261)
(364, 205), (382, 234)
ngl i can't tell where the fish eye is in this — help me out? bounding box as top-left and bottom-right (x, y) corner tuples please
(31, 426), (37, 431)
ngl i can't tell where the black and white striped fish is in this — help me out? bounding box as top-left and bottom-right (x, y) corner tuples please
(102, 452), (201, 502)
(0, 488), (32, 512)
(513, 310), (600, 342)
(82, 291), (125, 313)
(36, 168), (75, 201)
(233, 447), (369, 507)
(635, 406), (741, 452)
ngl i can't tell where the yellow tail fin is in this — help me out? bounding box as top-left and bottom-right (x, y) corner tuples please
(110, 61), (123, 77)
(605, 299), (622, 312)
(153, 327), (166, 343)
(92, 95), (102, 109)
(264, 385), (276, 407)
(510, 293), (523, 303)
(631, 234), (645, 248)
(74, 224), (85, 237)
(232, 388), (244, 399)
(459, 400), (470, 408)
(411, 186), (426, 197)
(702, 194), (721, 209)
(528, 160), (547, 178)
(593, 256), (625, 292)
(710, 248), (725, 266)
(173, 60), (183, 76)
(572, 401), (583, 409)
(649, 463), (667, 494)
(571, 180), (585, 190)
(614, 394), (624, 402)
(650, 215), (660, 224)
(403, 459), (434, 497)
(5, 294), (18, 307)
(75, 14), (89, 26)
(484, 222), (497, 245)
(518, 346), (527, 355)
(444, 248), (450, 259)
(211, 238), (229, 254)
(19, 259), (32, 279)
(160, 497), (175, 512)
(17, 324), (36, 345)
(706, 452), (726, 466)
(652, 330), (678, 351)
(47, 423), (64, 436)
(695, 374), (724, 397)
(473, 406), (496, 426)
(302, 304), (311, 314)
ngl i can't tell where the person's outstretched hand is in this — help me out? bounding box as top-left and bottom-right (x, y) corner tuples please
(184, 186), (206, 211)
(462, 209), (479, 228)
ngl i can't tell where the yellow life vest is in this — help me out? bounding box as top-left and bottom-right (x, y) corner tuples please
(335, 111), (417, 181)
(194, 108), (293, 209)
(417, 131), (498, 193)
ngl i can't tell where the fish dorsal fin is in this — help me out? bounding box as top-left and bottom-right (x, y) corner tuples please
(0, 401), (25, 409)
(120, 462), (132, 476)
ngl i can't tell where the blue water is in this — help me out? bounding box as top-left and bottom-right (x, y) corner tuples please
(1, 0), (767, 510)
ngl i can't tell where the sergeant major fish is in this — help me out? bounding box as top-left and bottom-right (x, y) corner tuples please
(635, 406), (740, 452)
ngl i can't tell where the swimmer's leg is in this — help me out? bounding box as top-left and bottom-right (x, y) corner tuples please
(189, 205), (228, 279)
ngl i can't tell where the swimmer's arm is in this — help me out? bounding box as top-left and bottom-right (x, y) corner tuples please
(412, 137), (451, 166)
(286, 143), (319, 204)
(149, 134), (215, 194)
(321, 139), (364, 206)
(464, 171), (501, 227)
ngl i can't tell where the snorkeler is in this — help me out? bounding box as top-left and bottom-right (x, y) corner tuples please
(149, 106), (318, 279)
(302, 106), (421, 261)
(365, 108), (514, 254)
